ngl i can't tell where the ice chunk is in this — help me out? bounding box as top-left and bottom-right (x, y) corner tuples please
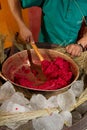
(0, 101), (29, 112)
(9, 92), (30, 106)
(30, 94), (47, 110)
(7, 102), (29, 112)
(46, 96), (58, 108)
(60, 111), (72, 127)
(0, 91), (32, 112)
(0, 90), (31, 130)
(0, 81), (15, 103)
(70, 80), (84, 97)
(32, 113), (64, 130)
(57, 89), (76, 110)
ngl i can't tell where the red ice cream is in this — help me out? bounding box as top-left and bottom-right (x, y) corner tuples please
(14, 57), (73, 90)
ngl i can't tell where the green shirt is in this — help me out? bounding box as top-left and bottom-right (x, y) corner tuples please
(21, 0), (87, 46)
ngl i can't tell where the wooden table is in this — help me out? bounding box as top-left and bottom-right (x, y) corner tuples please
(65, 115), (87, 130)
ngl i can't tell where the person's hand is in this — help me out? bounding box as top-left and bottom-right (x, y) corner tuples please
(65, 44), (83, 57)
(19, 24), (34, 43)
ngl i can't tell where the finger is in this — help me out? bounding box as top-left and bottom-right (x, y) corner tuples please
(71, 49), (81, 57)
(65, 45), (70, 51)
(26, 37), (30, 43)
(66, 46), (73, 54)
(26, 36), (35, 44)
(30, 35), (35, 43)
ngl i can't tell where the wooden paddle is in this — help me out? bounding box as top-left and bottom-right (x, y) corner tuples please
(26, 43), (46, 83)
(30, 41), (44, 61)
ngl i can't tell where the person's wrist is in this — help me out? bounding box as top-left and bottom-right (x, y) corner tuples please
(18, 21), (27, 29)
(77, 43), (84, 52)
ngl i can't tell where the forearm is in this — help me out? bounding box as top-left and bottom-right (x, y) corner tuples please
(7, 0), (25, 28)
(77, 27), (87, 48)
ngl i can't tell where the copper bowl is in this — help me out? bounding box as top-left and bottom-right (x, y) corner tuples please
(2, 49), (79, 93)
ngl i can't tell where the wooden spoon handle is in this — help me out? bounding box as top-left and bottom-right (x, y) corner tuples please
(30, 42), (44, 61)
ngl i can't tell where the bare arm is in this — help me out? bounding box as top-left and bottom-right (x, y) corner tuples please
(7, 0), (34, 42)
(7, 0), (24, 28)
